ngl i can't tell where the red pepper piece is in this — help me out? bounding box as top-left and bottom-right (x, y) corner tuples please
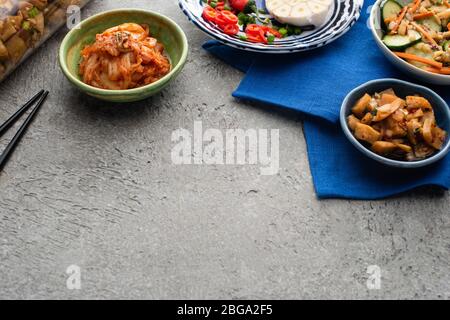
(219, 10), (238, 25)
(245, 24), (262, 35)
(215, 12), (229, 28)
(202, 6), (217, 23)
(222, 24), (240, 35)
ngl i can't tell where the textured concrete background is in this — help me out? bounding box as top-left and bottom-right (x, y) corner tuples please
(0, 0), (449, 300)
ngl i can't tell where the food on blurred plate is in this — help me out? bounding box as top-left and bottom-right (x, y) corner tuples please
(265, 0), (333, 27)
(381, 0), (450, 75)
(347, 88), (447, 161)
(79, 23), (171, 90)
(0, 0), (90, 81)
(201, 0), (318, 44)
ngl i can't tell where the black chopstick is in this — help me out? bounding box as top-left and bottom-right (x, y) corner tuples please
(0, 91), (49, 172)
(0, 90), (45, 137)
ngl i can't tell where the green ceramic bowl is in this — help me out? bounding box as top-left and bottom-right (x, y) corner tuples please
(59, 9), (188, 102)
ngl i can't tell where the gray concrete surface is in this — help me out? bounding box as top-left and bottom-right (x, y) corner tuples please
(0, 0), (449, 300)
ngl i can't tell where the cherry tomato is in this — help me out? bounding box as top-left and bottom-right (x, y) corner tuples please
(230, 0), (256, 13)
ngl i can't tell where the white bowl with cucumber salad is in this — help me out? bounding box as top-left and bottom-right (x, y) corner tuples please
(370, 0), (450, 85)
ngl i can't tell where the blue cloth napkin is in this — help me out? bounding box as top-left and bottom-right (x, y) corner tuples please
(203, 0), (450, 199)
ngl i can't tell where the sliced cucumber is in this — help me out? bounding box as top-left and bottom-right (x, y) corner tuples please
(382, 30), (422, 50)
(405, 43), (433, 58)
(405, 42), (434, 68)
(381, 0), (402, 31)
(443, 40), (450, 52)
(417, 16), (442, 33)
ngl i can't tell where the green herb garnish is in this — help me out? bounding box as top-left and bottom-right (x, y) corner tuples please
(237, 12), (255, 27)
(22, 21), (31, 30)
(28, 6), (39, 18)
(278, 28), (288, 36)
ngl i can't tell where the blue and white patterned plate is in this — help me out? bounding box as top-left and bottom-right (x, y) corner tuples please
(179, 0), (364, 53)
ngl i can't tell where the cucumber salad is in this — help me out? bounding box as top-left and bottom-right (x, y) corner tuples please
(381, 0), (450, 75)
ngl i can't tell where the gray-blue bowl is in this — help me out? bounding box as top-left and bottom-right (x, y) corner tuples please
(340, 79), (450, 168)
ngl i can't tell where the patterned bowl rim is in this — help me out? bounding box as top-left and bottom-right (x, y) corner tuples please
(178, 0), (365, 53)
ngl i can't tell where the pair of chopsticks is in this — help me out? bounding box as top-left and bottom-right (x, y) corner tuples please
(0, 90), (49, 171)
